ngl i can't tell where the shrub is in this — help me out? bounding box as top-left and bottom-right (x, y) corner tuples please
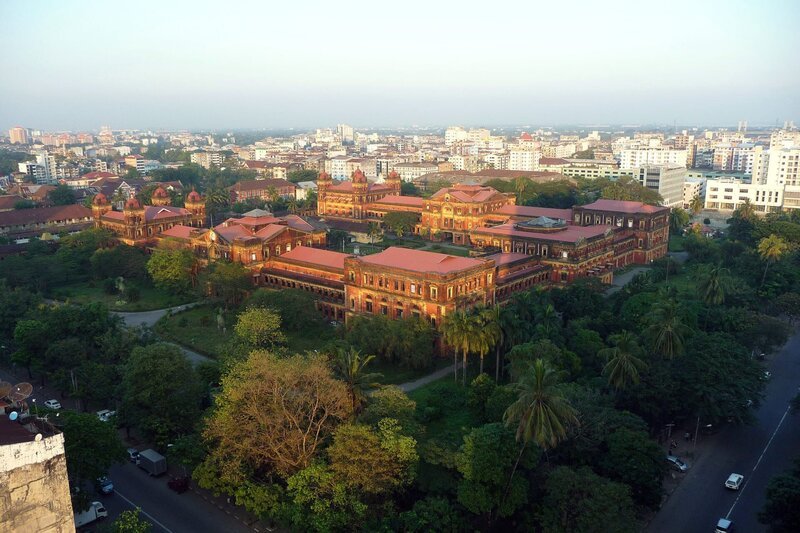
(102, 278), (118, 295)
(124, 286), (140, 302)
(199, 315), (211, 327)
(178, 317), (189, 328)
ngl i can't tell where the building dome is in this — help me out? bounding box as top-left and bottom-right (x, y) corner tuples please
(92, 193), (108, 205)
(387, 170), (400, 180)
(186, 189), (202, 203)
(124, 198), (141, 210)
(318, 171), (331, 181)
(352, 168), (367, 183)
(152, 186), (169, 198)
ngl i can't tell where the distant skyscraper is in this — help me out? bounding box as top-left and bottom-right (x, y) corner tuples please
(337, 124), (354, 144)
(9, 126), (29, 144)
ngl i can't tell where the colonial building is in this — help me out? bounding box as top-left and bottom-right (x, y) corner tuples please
(229, 179), (297, 203)
(420, 184), (516, 244)
(92, 187), (205, 246)
(316, 169), (401, 221)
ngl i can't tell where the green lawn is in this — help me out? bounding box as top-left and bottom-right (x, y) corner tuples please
(371, 357), (451, 386)
(52, 282), (195, 312)
(669, 235), (686, 252)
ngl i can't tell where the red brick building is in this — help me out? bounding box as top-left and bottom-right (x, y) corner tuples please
(228, 179), (297, 203)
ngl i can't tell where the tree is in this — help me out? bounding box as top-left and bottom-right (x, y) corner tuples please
(599, 428), (666, 508)
(245, 289), (323, 332)
(473, 307), (500, 376)
(367, 222), (382, 244)
(286, 462), (366, 532)
(536, 466), (637, 533)
(507, 339), (581, 381)
(90, 245), (148, 281)
(234, 307), (286, 348)
(12, 319), (49, 378)
(59, 411), (126, 510)
(327, 419), (418, 496)
(383, 211), (418, 237)
(643, 299), (690, 359)
(758, 234), (789, 287)
(146, 248), (197, 293)
(201, 351), (350, 479)
(776, 292), (800, 323)
(107, 509), (152, 533)
(697, 264), (730, 306)
(456, 423), (530, 519)
(599, 331), (647, 390)
(600, 176), (663, 205)
(759, 462), (800, 532)
(332, 347), (382, 416)
(690, 195), (703, 216)
(398, 496), (468, 532)
(669, 208), (690, 234)
(513, 176), (531, 203)
(49, 184), (77, 205)
(360, 385), (417, 433)
(120, 343), (202, 445)
(203, 261), (251, 308)
(441, 310), (473, 384)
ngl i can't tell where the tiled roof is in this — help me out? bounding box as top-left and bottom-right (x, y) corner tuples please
(145, 206), (191, 221)
(474, 223), (613, 243)
(538, 157), (571, 166)
(579, 199), (667, 214)
(160, 225), (196, 240)
(357, 247), (487, 274)
(229, 179), (296, 192)
(0, 195), (24, 210)
(0, 204), (92, 227)
(372, 195), (424, 207)
(277, 246), (351, 270)
(326, 180), (392, 193)
(492, 205), (573, 220)
(486, 252), (530, 266)
(80, 171), (118, 180)
(431, 185), (503, 203)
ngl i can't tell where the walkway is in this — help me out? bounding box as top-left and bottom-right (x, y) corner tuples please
(604, 266), (649, 296)
(113, 302), (201, 328)
(398, 364), (456, 392)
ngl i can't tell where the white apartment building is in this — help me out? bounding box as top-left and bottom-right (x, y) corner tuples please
(326, 156), (350, 179)
(630, 166), (686, 207)
(508, 149), (541, 171)
(190, 151), (223, 169)
(483, 153), (508, 170)
(542, 143), (577, 159)
(448, 154), (479, 172)
(467, 128), (491, 142)
(35, 152), (56, 184)
(445, 126), (468, 145)
(683, 178), (706, 209)
(337, 124), (355, 144)
(394, 162), (438, 182)
(618, 149), (688, 169)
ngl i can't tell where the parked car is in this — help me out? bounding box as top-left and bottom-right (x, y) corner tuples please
(137, 449), (167, 476)
(43, 399), (62, 410)
(96, 409), (116, 422)
(725, 473), (744, 490)
(715, 517), (733, 532)
(666, 455), (689, 472)
(126, 448), (141, 463)
(74, 501), (108, 528)
(167, 476), (190, 493)
(96, 476), (114, 495)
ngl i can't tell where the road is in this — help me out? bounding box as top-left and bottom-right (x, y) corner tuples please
(648, 329), (800, 533)
(91, 462), (256, 533)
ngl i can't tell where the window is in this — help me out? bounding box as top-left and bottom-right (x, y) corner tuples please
(380, 304), (387, 315)
(251, 253), (257, 261)
(410, 283), (416, 294)
(430, 286), (438, 299)
(447, 286), (453, 299)
(396, 308), (403, 319)
(286, 243), (291, 252)
(275, 245), (281, 255)
(366, 301), (373, 312)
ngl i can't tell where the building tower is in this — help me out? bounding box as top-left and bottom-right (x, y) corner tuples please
(316, 171), (332, 216)
(386, 170), (402, 194)
(123, 198), (145, 241)
(91, 193), (112, 227)
(184, 189), (206, 227)
(351, 168), (368, 219)
(151, 186), (170, 206)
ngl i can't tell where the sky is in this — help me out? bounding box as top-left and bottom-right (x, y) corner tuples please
(1, 0), (798, 131)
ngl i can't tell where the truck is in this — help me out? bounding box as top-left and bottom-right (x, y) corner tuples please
(74, 501), (108, 528)
(137, 448), (167, 476)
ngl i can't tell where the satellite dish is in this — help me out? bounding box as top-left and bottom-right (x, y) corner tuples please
(9, 383), (33, 403)
(9, 411), (18, 421)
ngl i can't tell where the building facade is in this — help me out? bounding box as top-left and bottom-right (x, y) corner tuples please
(316, 169), (401, 221)
(420, 185), (516, 245)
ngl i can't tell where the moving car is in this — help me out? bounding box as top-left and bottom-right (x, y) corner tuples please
(715, 517), (733, 532)
(725, 473), (744, 490)
(96, 476), (114, 495)
(43, 399), (62, 410)
(666, 455), (689, 472)
(96, 409), (116, 422)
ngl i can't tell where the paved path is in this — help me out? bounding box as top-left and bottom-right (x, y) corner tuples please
(113, 302), (201, 328)
(398, 363), (456, 392)
(604, 266), (650, 296)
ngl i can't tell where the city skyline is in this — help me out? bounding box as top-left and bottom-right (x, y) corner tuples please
(2, 0), (798, 131)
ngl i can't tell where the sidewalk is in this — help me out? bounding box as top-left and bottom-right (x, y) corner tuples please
(398, 363), (456, 392)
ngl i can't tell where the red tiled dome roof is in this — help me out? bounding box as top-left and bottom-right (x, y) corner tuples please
(352, 169), (367, 183)
(186, 190), (202, 202)
(152, 186), (169, 198)
(124, 198), (141, 210)
(387, 170), (400, 180)
(92, 193), (108, 205)
(318, 171), (331, 181)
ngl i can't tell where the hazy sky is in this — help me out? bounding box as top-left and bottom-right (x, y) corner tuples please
(1, 0), (798, 131)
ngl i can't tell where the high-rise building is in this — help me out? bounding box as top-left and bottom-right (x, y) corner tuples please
(8, 126), (29, 144)
(618, 148), (688, 169)
(337, 124), (355, 144)
(508, 149), (540, 171)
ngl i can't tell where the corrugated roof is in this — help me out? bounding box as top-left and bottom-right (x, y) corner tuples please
(475, 223), (613, 243)
(0, 204), (92, 227)
(358, 247), (487, 274)
(276, 246), (351, 270)
(580, 199), (667, 214)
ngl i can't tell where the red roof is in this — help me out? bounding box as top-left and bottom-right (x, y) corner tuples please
(372, 195), (424, 207)
(160, 225), (196, 240)
(357, 247), (487, 274)
(327, 181), (392, 193)
(146, 206), (191, 221)
(486, 252), (530, 266)
(229, 179), (296, 192)
(538, 157), (571, 166)
(152, 186), (169, 198)
(0, 204), (92, 227)
(520, 132), (533, 140)
(492, 205), (573, 220)
(80, 171), (118, 180)
(277, 246), (351, 270)
(579, 199), (667, 214)
(474, 223), (613, 243)
(0, 195), (24, 210)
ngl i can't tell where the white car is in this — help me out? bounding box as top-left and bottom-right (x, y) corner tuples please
(96, 409), (116, 422)
(725, 473), (744, 490)
(715, 518), (733, 532)
(43, 399), (62, 410)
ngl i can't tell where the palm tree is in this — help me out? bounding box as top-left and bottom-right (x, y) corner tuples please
(669, 208), (690, 234)
(534, 303), (561, 341)
(697, 264), (729, 305)
(367, 222), (382, 244)
(483, 305), (506, 381)
(644, 299), (689, 359)
(287, 197), (299, 214)
(441, 311), (471, 383)
(690, 195), (703, 216)
(758, 234), (789, 287)
(332, 348), (382, 416)
(735, 199), (757, 221)
(513, 176), (530, 203)
(598, 331), (647, 389)
(502, 359), (577, 506)
(474, 308), (500, 376)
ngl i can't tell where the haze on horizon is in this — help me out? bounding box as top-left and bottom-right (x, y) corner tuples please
(1, 0), (798, 132)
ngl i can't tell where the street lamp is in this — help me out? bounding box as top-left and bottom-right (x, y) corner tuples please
(32, 398), (38, 417)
